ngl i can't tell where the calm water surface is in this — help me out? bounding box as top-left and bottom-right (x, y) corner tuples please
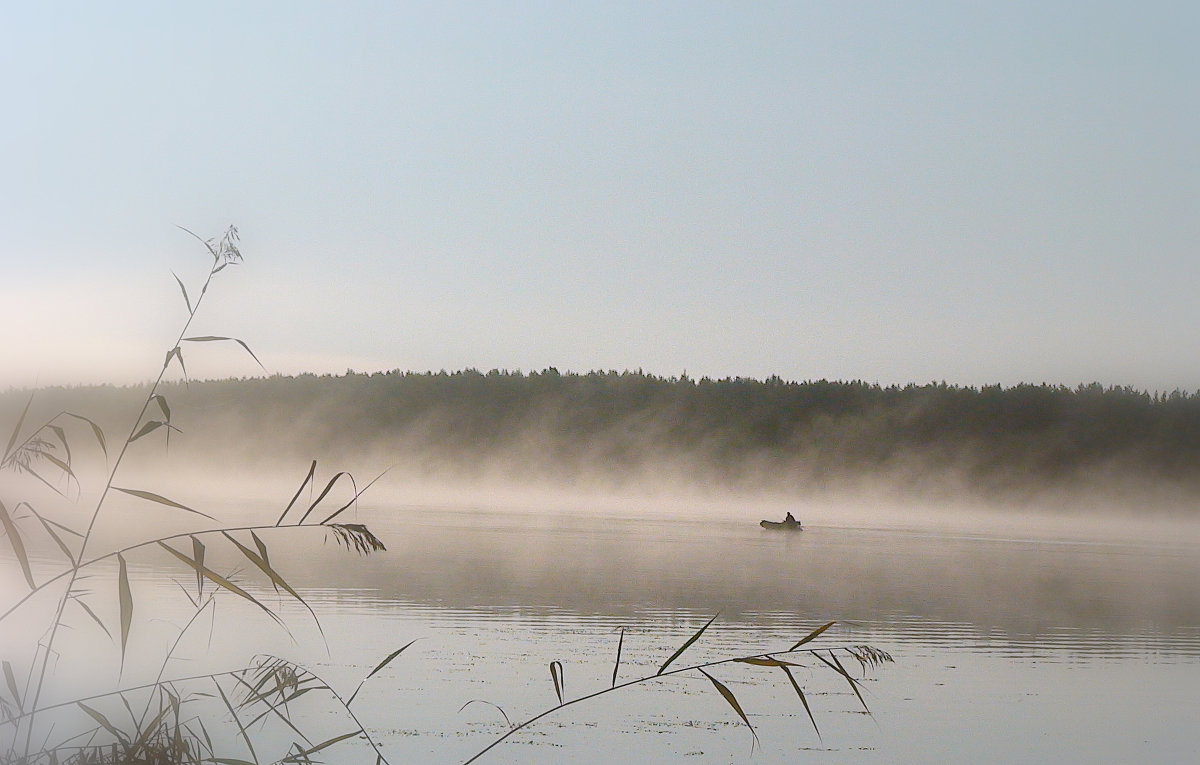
(7, 505), (1200, 763)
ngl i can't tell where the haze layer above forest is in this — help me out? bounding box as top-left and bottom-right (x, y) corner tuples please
(16, 370), (1200, 512)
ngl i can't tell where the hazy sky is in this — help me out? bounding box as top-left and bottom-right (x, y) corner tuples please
(2, 2), (1197, 390)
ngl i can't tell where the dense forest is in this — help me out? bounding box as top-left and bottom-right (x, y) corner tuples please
(12, 370), (1200, 505)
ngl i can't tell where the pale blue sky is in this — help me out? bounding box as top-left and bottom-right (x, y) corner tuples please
(2, 2), (1197, 389)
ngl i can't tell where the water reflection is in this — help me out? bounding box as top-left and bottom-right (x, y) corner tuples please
(4, 506), (1200, 764)
(265, 506), (1200, 657)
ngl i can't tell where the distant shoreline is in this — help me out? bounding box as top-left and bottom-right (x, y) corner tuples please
(9, 370), (1200, 511)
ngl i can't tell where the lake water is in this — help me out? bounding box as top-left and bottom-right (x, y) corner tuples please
(4, 504), (1200, 764)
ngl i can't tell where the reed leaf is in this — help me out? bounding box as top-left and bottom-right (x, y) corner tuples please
(658, 613), (718, 676)
(230, 673), (312, 748)
(31, 507), (78, 564)
(2, 392), (33, 463)
(132, 702), (174, 756)
(347, 639), (419, 707)
(780, 664), (820, 740)
(158, 542), (282, 625)
(734, 656), (800, 667)
(42, 514), (83, 538)
(612, 626), (625, 688)
(317, 467), (392, 525)
(697, 668), (758, 748)
(151, 394), (172, 422)
(70, 594), (113, 640)
(192, 536), (206, 596)
(48, 423), (71, 465)
(221, 531), (323, 638)
(130, 421), (165, 443)
(814, 650), (869, 713)
(164, 346), (187, 379)
(297, 472), (354, 525)
(113, 487), (214, 520)
(213, 681), (258, 765)
(172, 272), (193, 314)
(118, 554), (133, 669)
(3, 661), (22, 713)
(118, 693), (141, 740)
(62, 411), (107, 455)
(790, 620), (836, 651)
(77, 701), (127, 743)
(251, 532), (272, 582)
(277, 461), (317, 526)
(459, 699), (513, 729)
(0, 499), (35, 588)
(281, 729), (362, 762)
(34, 448), (73, 479)
(549, 661), (565, 706)
(222, 532), (303, 602)
(182, 336), (264, 369)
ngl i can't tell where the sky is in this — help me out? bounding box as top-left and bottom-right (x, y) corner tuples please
(1, 1), (1197, 391)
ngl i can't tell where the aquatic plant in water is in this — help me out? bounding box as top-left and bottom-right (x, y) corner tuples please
(0, 227), (891, 764)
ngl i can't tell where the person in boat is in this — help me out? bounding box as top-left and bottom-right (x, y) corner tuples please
(784, 511), (798, 525)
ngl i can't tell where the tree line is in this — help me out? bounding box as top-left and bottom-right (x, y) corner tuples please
(12, 370), (1200, 501)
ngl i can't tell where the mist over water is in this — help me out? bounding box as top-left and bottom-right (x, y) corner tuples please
(18, 372), (1200, 528)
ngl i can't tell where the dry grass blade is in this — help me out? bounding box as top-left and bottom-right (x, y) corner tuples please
(113, 487), (215, 520)
(181, 336), (264, 370)
(347, 639), (419, 707)
(790, 621), (836, 651)
(0, 499), (35, 588)
(612, 627), (625, 688)
(3, 661), (23, 714)
(549, 661), (565, 706)
(697, 668), (758, 749)
(779, 664), (820, 740)
(158, 542), (282, 625)
(658, 613), (719, 676)
(118, 554), (133, 671)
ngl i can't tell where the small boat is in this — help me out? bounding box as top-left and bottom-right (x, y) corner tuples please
(759, 519), (802, 531)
